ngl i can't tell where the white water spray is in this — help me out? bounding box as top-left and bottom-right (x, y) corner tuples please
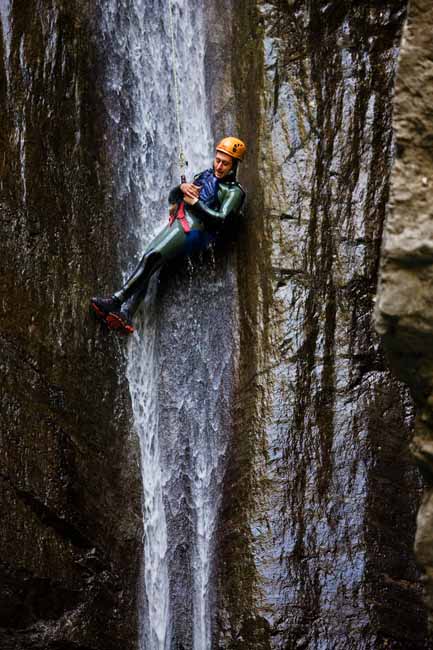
(102, 1), (225, 646)
(0, 0), (12, 66)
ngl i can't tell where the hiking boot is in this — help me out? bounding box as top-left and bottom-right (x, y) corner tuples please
(106, 305), (135, 335)
(90, 295), (121, 322)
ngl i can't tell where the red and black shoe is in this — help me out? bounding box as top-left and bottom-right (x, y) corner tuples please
(90, 296), (121, 322)
(106, 306), (135, 335)
(90, 296), (134, 335)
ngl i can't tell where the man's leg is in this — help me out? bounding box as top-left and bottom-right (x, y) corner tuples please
(91, 252), (162, 333)
(112, 252), (162, 304)
(90, 222), (186, 333)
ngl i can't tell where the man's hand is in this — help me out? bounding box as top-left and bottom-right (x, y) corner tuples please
(183, 195), (199, 206)
(180, 182), (200, 199)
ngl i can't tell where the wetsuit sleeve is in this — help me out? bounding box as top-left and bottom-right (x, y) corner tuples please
(168, 185), (183, 204)
(190, 187), (244, 227)
(168, 170), (206, 204)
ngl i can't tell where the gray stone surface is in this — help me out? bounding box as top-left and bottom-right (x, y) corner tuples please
(0, 3), (142, 649)
(214, 1), (430, 647)
(1, 1), (432, 648)
(376, 0), (433, 632)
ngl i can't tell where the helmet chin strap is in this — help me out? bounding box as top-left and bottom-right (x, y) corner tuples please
(220, 162), (238, 181)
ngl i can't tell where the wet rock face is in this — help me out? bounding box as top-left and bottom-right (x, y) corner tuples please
(376, 0), (433, 632)
(0, 3), (141, 649)
(2, 2), (432, 649)
(216, 1), (431, 648)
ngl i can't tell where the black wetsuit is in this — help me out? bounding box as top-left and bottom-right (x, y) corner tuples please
(113, 168), (245, 315)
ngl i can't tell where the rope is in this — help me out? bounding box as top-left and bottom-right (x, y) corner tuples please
(167, 0), (187, 181)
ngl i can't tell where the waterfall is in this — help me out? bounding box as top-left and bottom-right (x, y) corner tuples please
(0, 0), (11, 68)
(101, 1), (219, 647)
(1, 0), (27, 205)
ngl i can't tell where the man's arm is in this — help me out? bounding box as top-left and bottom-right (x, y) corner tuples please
(168, 182), (200, 204)
(187, 185), (245, 227)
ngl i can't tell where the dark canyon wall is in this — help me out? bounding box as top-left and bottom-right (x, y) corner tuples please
(1, 1), (432, 650)
(376, 0), (433, 634)
(0, 2), (142, 649)
(215, 1), (431, 648)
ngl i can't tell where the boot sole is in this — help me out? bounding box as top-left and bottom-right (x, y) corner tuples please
(106, 312), (135, 335)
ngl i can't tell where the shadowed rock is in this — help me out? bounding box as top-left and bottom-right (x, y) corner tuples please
(376, 0), (433, 636)
(0, 3), (142, 649)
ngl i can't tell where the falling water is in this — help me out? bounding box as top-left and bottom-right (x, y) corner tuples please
(0, 0), (11, 68)
(101, 1), (217, 647)
(1, 0), (27, 205)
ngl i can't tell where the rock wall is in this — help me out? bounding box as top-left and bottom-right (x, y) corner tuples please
(376, 0), (433, 634)
(0, 3), (142, 649)
(215, 1), (431, 648)
(1, 1), (432, 649)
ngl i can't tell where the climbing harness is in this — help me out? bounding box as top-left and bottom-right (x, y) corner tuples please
(168, 169), (221, 233)
(169, 200), (191, 233)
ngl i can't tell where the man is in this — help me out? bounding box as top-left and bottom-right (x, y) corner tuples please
(90, 136), (246, 335)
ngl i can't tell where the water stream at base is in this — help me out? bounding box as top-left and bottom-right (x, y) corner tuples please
(101, 1), (216, 647)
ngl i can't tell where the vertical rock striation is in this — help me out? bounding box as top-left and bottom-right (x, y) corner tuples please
(376, 0), (433, 634)
(0, 2), (142, 649)
(1, 1), (432, 648)
(216, 1), (431, 648)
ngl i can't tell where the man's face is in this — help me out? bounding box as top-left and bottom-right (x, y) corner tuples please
(213, 151), (233, 179)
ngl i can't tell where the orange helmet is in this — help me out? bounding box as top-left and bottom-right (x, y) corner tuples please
(216, 137), (247, 161)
